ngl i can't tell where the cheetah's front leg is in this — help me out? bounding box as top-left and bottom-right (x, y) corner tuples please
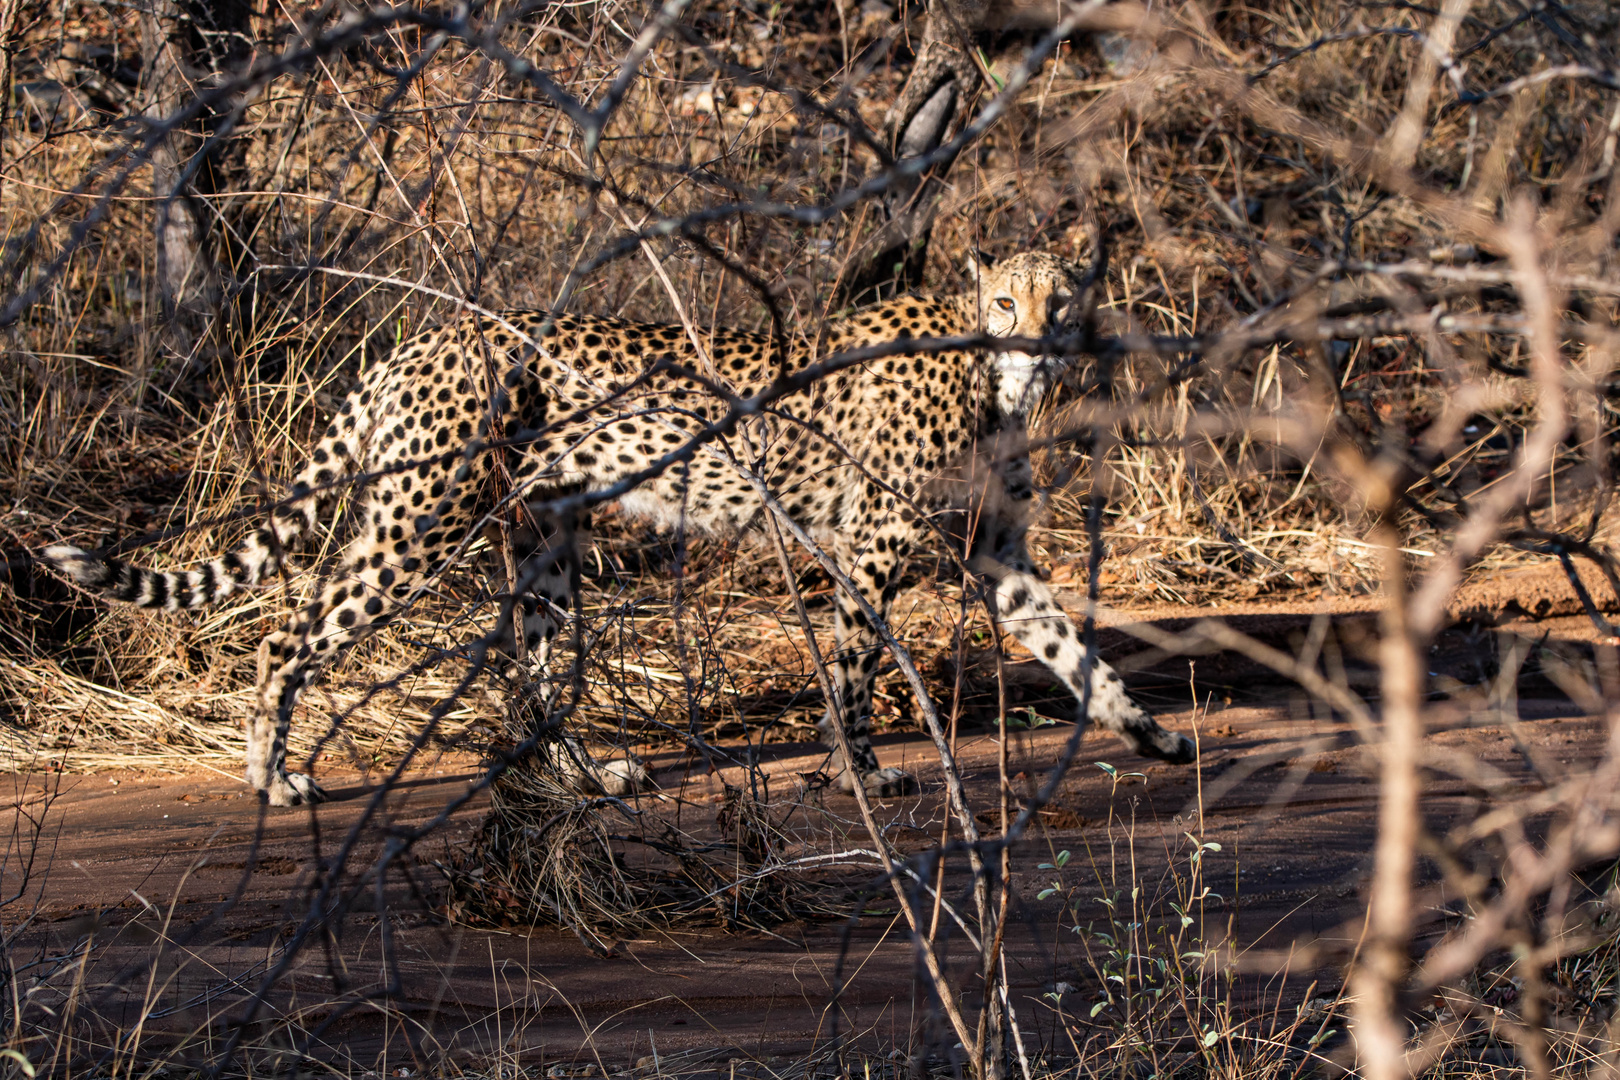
(826, 521), (921, 798)
(986, 567), (1195, 764)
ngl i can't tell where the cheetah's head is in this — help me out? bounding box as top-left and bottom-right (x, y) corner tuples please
(967, 251), (1091, 418)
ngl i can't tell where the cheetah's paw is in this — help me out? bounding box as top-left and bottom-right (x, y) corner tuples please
(845, 766), (917, 799)
(266, 771), (327, 807)
(1137, 728), (1197, 765)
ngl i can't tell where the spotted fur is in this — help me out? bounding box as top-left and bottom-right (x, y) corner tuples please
(41, 252), (1194, 805)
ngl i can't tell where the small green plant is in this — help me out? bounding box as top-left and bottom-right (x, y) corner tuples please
(1006, 707), (1057, 731)
(1033, 762), (1319, 1078)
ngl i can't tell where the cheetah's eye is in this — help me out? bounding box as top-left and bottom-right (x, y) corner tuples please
(993, 297), (1016, 313)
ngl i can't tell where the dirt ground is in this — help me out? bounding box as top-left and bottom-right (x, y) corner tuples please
(6, 561), (1617, 1073)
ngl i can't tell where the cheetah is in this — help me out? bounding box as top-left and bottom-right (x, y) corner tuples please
(41, 251), (1195, 806)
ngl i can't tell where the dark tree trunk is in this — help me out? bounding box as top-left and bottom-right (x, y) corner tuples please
(840, 0), (1101, 305)
(142, 0), (213, 336)
(138, 0), (253, 363)
(839, 1), (985, 306)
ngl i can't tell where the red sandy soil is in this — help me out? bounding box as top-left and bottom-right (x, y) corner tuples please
(5, 561), (1616, 1074)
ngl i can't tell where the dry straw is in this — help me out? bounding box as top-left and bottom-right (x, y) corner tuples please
(1, 0), (1619, 1076)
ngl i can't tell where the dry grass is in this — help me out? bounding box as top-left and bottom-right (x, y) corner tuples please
(444, 718), (864, 945)
(2, 0), (1620, 1076)
(3, 0), (1617, 762)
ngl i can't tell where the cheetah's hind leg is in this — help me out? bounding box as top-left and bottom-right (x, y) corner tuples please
(989, 570), (1195, 765)
(249, 632), (330, 806)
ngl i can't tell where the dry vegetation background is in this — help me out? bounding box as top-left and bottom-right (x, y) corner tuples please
(0, 0), (1617, 1076)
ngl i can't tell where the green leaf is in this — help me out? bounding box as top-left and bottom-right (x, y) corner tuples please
(1203, 1031), (1219, 1048)
(1037, 888), (1058, 901)
(976, 48), (1006, 90)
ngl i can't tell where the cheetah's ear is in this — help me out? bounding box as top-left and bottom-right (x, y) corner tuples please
(965, 248), (997, 288)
